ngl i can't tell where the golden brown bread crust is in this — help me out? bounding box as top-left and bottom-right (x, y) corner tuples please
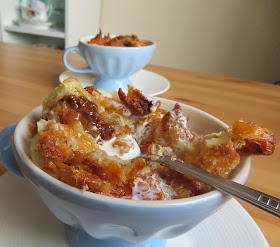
(118, 85), (161, 116)
(42, 77), (96, 111)
(182, 120), (276, 178)
(30, 78), (276, 199)
(231, 120), (276, 156)
(88, 30), (150, 47)
(183, 131), (240, 178)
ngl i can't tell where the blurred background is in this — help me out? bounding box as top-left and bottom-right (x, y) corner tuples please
(1, 0), (280, 84)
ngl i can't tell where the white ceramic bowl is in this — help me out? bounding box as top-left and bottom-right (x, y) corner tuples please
(0, 98), (250, 247)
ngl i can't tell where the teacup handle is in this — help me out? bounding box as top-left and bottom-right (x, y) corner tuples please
(0, 122), (24, 178)
(63, 46), (95, 73)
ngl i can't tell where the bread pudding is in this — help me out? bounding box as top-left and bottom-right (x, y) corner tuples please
(88, 30), (150, 47)
(29, 77), (276, 200)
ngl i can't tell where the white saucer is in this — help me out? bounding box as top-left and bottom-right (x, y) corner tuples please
(0, 173), (268, 247)
(13, 19), (53, 30)
(59, 70), (170, 96)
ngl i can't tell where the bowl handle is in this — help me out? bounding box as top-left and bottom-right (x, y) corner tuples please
(0, 122), (24, 178)
(63, 46), (95, 73)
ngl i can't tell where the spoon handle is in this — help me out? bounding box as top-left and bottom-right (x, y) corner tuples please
(157, 156), (280, 218)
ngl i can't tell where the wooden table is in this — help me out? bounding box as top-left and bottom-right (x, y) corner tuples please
(0, 42), (279, 246)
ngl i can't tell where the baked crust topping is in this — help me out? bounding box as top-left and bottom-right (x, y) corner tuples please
(88, 31), (151, 47)
(29, 77), (276, 200)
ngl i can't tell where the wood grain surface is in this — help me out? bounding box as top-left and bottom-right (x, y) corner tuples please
(0, 42), (279, 246)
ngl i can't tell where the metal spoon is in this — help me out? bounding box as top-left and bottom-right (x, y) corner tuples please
(140, 154), (280, 218)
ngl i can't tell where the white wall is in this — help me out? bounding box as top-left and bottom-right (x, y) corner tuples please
(100, 0), (280, 83)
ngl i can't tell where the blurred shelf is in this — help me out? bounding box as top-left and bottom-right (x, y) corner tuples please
(0, 0), (101, 49)
(4, 24), (65, 39)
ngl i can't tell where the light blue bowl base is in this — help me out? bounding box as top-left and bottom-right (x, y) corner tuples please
(94, 76), (132, 91)
(66, 225), (167, 247)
